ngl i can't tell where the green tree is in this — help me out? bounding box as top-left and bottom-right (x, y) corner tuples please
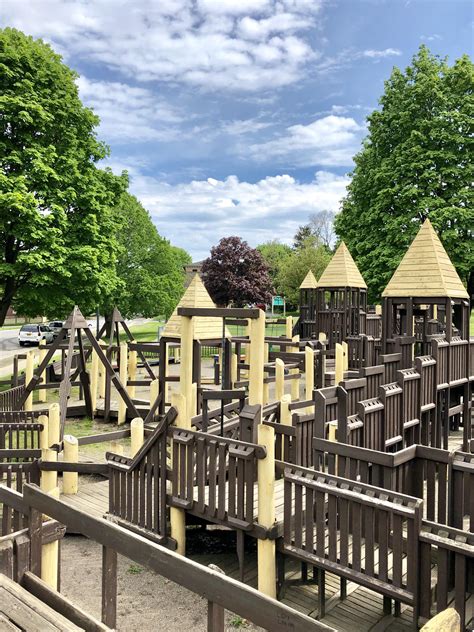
(102, 193), (190, 319)
(293, 224), (313, 249)
(257, 240), (292, 296)
(0, 28), (127, 324)
(277, 236), (331, 307)
(335, 46), (474, 303)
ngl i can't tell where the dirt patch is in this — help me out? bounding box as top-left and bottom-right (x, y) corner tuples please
(60, 533), (262, 632)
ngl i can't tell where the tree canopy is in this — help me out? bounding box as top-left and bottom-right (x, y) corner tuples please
(335, 46), (474, 302)
(101, 192), (190, 320)
(202, 236), (273, 307)
(277, 236), (331, 306)
(0, 28), (128, 324)
(257, 240), (292, 296)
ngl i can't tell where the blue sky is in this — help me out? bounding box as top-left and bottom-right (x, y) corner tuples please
(2, 0), (473, 259)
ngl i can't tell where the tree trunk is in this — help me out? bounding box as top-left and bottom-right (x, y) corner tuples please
(468, 269), (474, 312)
(0, 277), (17, 326)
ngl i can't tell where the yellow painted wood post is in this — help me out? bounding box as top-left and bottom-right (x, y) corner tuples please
(342, 341), (349, 372)
(290, 335), (299, 402)
(231, 352), (238, 388)
(150, 378), (159, 408)
(128, 348), (137, 399)
(249, 311), (265, 410)
(38, 341), (47, 403)
(280, 394), (292, 462)
(130, 417), (144, 457)
(257, 423), (276, 598)
(164, 343), (169, 406)
(275, 358), (285, 401)
(98, 345), (106, 399)
(41, 404), (60, 590)
(191, 382), (197, 419)
(305, 346), (314, 401)
(285, 316), (293, 340)
(179, 316), (194, 424)
(375, 304), (382, 316)
(90, 348), (99, 414)
(170, 391), (187, 555)
(24, 350), (34, 411)
(335, 343), (344, 385)
(263, 343), (269, 405)
(39, 414), (49, 451)
(63, 435), (78, 495)
(117, 343), (128, 425)
(318, 332), (326, 343)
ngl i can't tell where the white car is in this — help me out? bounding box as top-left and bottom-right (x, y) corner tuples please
(18, 324), (54, 346)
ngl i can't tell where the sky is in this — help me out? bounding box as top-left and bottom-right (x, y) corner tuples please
(2, 0), (473, 260)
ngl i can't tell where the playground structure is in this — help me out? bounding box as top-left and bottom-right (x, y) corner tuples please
(0, 219), (472, 631)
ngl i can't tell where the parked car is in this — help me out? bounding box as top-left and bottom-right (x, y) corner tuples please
(18, 324), (54, 346)
(48, 320), (64, 337)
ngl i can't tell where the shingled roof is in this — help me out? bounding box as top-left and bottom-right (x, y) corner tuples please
(162, 274), (231, 339)
(382, 219), (469, 299)
(317, 242), (367, 289)
(299, 270), (318, 289)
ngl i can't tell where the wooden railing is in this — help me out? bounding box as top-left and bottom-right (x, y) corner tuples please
(0, 422), (43, 464)
(0, 385), (26, 411)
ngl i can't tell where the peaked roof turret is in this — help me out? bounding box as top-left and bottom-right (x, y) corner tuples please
(382, 219), (469, 299)
(317, 242), (367, 289)
(299, 270), (318, 289)
(162, 274), (231, 339)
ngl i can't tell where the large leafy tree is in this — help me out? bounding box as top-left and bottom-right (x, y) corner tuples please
(202, 236), (273, 307)
(102, 193), (190, 319)
(335, 46), (474, 303)
(257, 240), (292, 296)
(277, 236), (331, 307)
(0, 28), (127, 324)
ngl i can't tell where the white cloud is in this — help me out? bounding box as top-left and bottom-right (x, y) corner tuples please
(246, 115), (364, 166)
(222, 118), (273, 135)
(361, 48), (402, 59)
(114, 168), (350, 258)
(316, 47), (402, 74)
(76, 77), (185, 143)
(2, 0), (323, 92)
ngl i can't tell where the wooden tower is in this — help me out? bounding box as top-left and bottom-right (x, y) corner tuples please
(382, 219), (469, 351)
(315, 242), (368, 348)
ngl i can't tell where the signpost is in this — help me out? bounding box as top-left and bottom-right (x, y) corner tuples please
(271, 296), (286, 316)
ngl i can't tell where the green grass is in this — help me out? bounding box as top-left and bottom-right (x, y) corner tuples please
(119, 320), (164, 343)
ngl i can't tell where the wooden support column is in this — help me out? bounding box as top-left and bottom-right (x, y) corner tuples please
(341, 341), (349, 372)
(41, 403), (60, 589)
(290, 335), (299, 402)
(63, 435), (78, 494)
(179, 316), (194, 424)
(263, 343), (269, 405)
(285, 316), (293, 339)
(24, 351), (34, 411)
(98, 345), (106, 399)
(131, 418), (144, 457)
(249, 311), (265, 411)
(128, 348), (137, 399)
(335, 343), (344, 385)
(275, 358), (285, 401)
(231, 352), (238, 388)
(257, 423), (276, 598)
(38, 341), (47, 403)
(281, 394), (291, 462)
(90, 348), (99, 414)
(170, 392), (187, 555)
(150, 378), (159, 409)
(304, 346), (314, 401)
(117, 343), (128, 425)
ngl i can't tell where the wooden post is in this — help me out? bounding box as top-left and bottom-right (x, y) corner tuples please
(130, 418), (144, 457)
(38, 341), (47, 403)
(98, 345), (106, 399)
(191, 382), (197, 418)
(335, 343), (344, 385)
(41, 406), (59, 589)
(117, 343), (128, 424)
(90, 348), (99, 414)
(150, 378), (159, 409)
(290, 335), (299, 402)
(180, 316), (194, 424)
(63, 435), (78, 494)
(257, 423), (276, 598)
(285, 316), (293, 340)
(275, 358), (285, 401)
(318, 332), (326, 343)
(342, 341), (349, 372)
(231, 352), (238, 388)
(305, 346), (314, 401)
(263, 343), (269, 405)
(128, 348), (137, 399)
(280, 394), (291, 462)
(249, 311), (265, 410)
(24, 350), (34, 411)
(375, 304), (382, 316)
(170, 392), (187, 554)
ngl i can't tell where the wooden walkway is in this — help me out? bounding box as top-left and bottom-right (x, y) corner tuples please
(60, 477), (413, 631)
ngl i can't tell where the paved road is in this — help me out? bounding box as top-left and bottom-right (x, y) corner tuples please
(0, 318), (153, 379)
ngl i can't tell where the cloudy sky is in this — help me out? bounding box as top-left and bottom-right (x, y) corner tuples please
(2, 1), (472, 260)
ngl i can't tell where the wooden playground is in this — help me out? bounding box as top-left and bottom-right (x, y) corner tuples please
(0, 219), (472, 631)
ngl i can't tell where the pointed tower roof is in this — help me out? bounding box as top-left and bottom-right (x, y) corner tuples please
(318, 242), (367, 289)
(162, 274), (231, 340)
(299, 270), (318, 289)
(382, 219), (469, 299)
